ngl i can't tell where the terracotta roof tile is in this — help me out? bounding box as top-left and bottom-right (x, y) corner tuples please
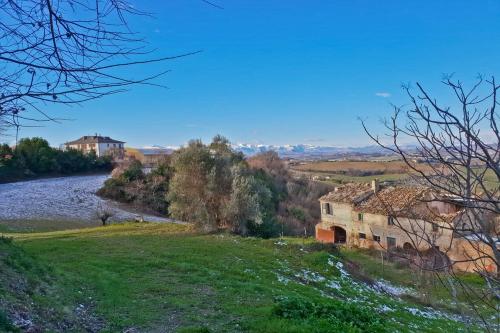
(355, 186), (459, 222)
(355, 186), (427, 214)
(319, 183), (373, 204)
(321, 183), (461, 222)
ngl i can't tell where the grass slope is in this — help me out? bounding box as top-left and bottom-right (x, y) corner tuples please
(1, 223), (484, 332)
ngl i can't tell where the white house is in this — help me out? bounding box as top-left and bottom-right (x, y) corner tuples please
(64, 135), (125, 157)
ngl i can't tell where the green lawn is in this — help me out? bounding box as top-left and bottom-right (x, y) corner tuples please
(0, 219), (101, 233)
(0, 223), (487, 332)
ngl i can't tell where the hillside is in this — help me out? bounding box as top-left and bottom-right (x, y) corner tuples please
(0, 223), (485, 332)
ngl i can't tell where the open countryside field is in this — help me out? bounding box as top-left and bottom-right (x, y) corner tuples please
(289, 160), (423, 184)
(0, 222), (490, 332)
(290, 160), (500, 189)
(291, 161), (417, 174)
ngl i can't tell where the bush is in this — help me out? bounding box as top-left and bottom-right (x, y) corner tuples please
(97, 178), (128, 202)
(248, 152), (333, 236)
(98, 159), (170, 215)
(273, 296), (387, 332)
(120, 160), (144, 182)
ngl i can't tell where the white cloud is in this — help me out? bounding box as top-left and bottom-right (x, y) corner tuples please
(375, 92), (391, 98)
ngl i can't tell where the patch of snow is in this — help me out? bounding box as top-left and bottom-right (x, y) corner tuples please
(328, 257), (350, 279)
(372, 279), (415, 297)
(276, 273), (291, 285)
(405, 306), (463, 322)
(294, 269), (326, 283)
(378, 304), (395, 313)
(327, 257), (335, 267)
(326, 280), (341, 290)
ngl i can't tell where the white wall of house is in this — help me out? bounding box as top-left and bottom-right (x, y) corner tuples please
(66, 142), (123, 157)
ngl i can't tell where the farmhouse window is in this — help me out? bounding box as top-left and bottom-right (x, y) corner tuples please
(432, 223), (439, 232)
(322, 203), (333, 215)
(359, 232), (366, 239)
(387, 237), (396, 249)
(358, 213), (363, 222)
(387, 216), (395, 226)
(373, 235), (381, 242)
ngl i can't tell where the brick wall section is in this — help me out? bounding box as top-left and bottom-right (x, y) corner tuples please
(316, 226), (334, 243)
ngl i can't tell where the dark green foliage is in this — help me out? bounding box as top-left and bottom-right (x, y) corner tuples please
(121, 160), (144, 182)
(98, 178), (127, 201)
(273, 296), (387, 333)
(289, 207), (306, 222)
(0, 137), (112, 182)
(245, 216), (281, 238)
(0, 310), (18, 333)
(248, 152), (333, 236)
(0, 235), (13, 245)
(98, 159), (171, 215)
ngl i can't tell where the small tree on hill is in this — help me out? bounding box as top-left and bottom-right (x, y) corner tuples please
(96, 203), (114, 226)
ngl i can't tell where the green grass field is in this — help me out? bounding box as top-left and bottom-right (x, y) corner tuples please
(0, 222), (488, 332)
(290, 161), (499, 190)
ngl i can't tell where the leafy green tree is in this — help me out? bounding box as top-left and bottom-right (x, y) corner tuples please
(167, 135), (282, 236)
(224, 164), (277, 236)
(55, 148), (91, 173)
(168, 139), (214, 229)
(15, 137), (57, 174)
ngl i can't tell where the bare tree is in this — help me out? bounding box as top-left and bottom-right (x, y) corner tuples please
(362, 75), (499, 330)
(0, 0), (198, 138)
(96, 202), (114, 226)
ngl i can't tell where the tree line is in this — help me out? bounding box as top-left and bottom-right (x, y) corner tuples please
(98, 135), (333, 237)
(0, 137), (112, 183)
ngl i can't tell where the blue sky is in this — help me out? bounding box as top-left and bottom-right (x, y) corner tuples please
(9, 0), (500, 147)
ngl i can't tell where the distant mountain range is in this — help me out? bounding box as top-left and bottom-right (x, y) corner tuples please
(141, 143), (413, 159)
(231, 144), (396, 158)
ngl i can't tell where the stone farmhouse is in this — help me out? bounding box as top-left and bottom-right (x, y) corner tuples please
(64, 135), (125, 157)
(316, 180), (497, 273)
(125, 147), (172, 168)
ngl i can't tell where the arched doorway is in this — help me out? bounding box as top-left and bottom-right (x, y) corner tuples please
(403, 242), (417, 255)
(403, 242), (414, 251)
(333, 226), (347, 244)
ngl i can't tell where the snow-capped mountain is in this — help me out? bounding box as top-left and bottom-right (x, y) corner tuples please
(231, 143), (394, 158)
(141, 143), (411, 159)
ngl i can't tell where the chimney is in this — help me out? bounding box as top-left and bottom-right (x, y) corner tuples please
(371, 179), (379, 193)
